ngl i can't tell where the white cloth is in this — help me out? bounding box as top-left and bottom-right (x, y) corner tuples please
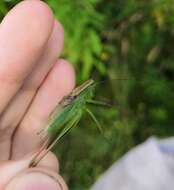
(91, 137), (174, 190)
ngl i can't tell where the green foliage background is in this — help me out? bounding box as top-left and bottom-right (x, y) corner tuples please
(1, 0), (174, 189)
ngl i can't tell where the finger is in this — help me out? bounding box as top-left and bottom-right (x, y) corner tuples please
(0, 21), (64, 160)
(24, 20), (64, 91)
(12, 60), (75, 159)
(0, 152), (61, 190)
(37, 151), (59, 172)
(0, 0), (54, 114)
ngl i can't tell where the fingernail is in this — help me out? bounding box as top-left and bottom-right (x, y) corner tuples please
(5, 172), (63, 190)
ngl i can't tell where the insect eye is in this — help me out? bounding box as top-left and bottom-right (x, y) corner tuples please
(69, 96), (77, 102)
(73, 95), (77, 99)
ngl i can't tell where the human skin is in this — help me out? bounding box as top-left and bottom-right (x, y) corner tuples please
(0, 0), (75, 189)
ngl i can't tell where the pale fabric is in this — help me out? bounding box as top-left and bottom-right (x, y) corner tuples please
(91, 137), (174, 190)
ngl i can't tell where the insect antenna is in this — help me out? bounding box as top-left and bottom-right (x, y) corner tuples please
(92, 77), (135, 87)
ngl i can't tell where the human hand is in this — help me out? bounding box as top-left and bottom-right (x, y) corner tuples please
(0, 0), (75, 189)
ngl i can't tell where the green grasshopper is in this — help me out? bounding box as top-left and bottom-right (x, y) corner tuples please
(30, 79), (103, 167)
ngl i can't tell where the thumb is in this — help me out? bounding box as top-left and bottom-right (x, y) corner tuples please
(5, 168), (67, 190)
(0, 153), (68, 190)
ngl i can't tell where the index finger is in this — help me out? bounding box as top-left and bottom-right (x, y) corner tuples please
(0, 0), (54, 114)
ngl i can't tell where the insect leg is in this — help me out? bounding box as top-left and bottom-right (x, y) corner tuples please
(29, 114), (81, 167)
